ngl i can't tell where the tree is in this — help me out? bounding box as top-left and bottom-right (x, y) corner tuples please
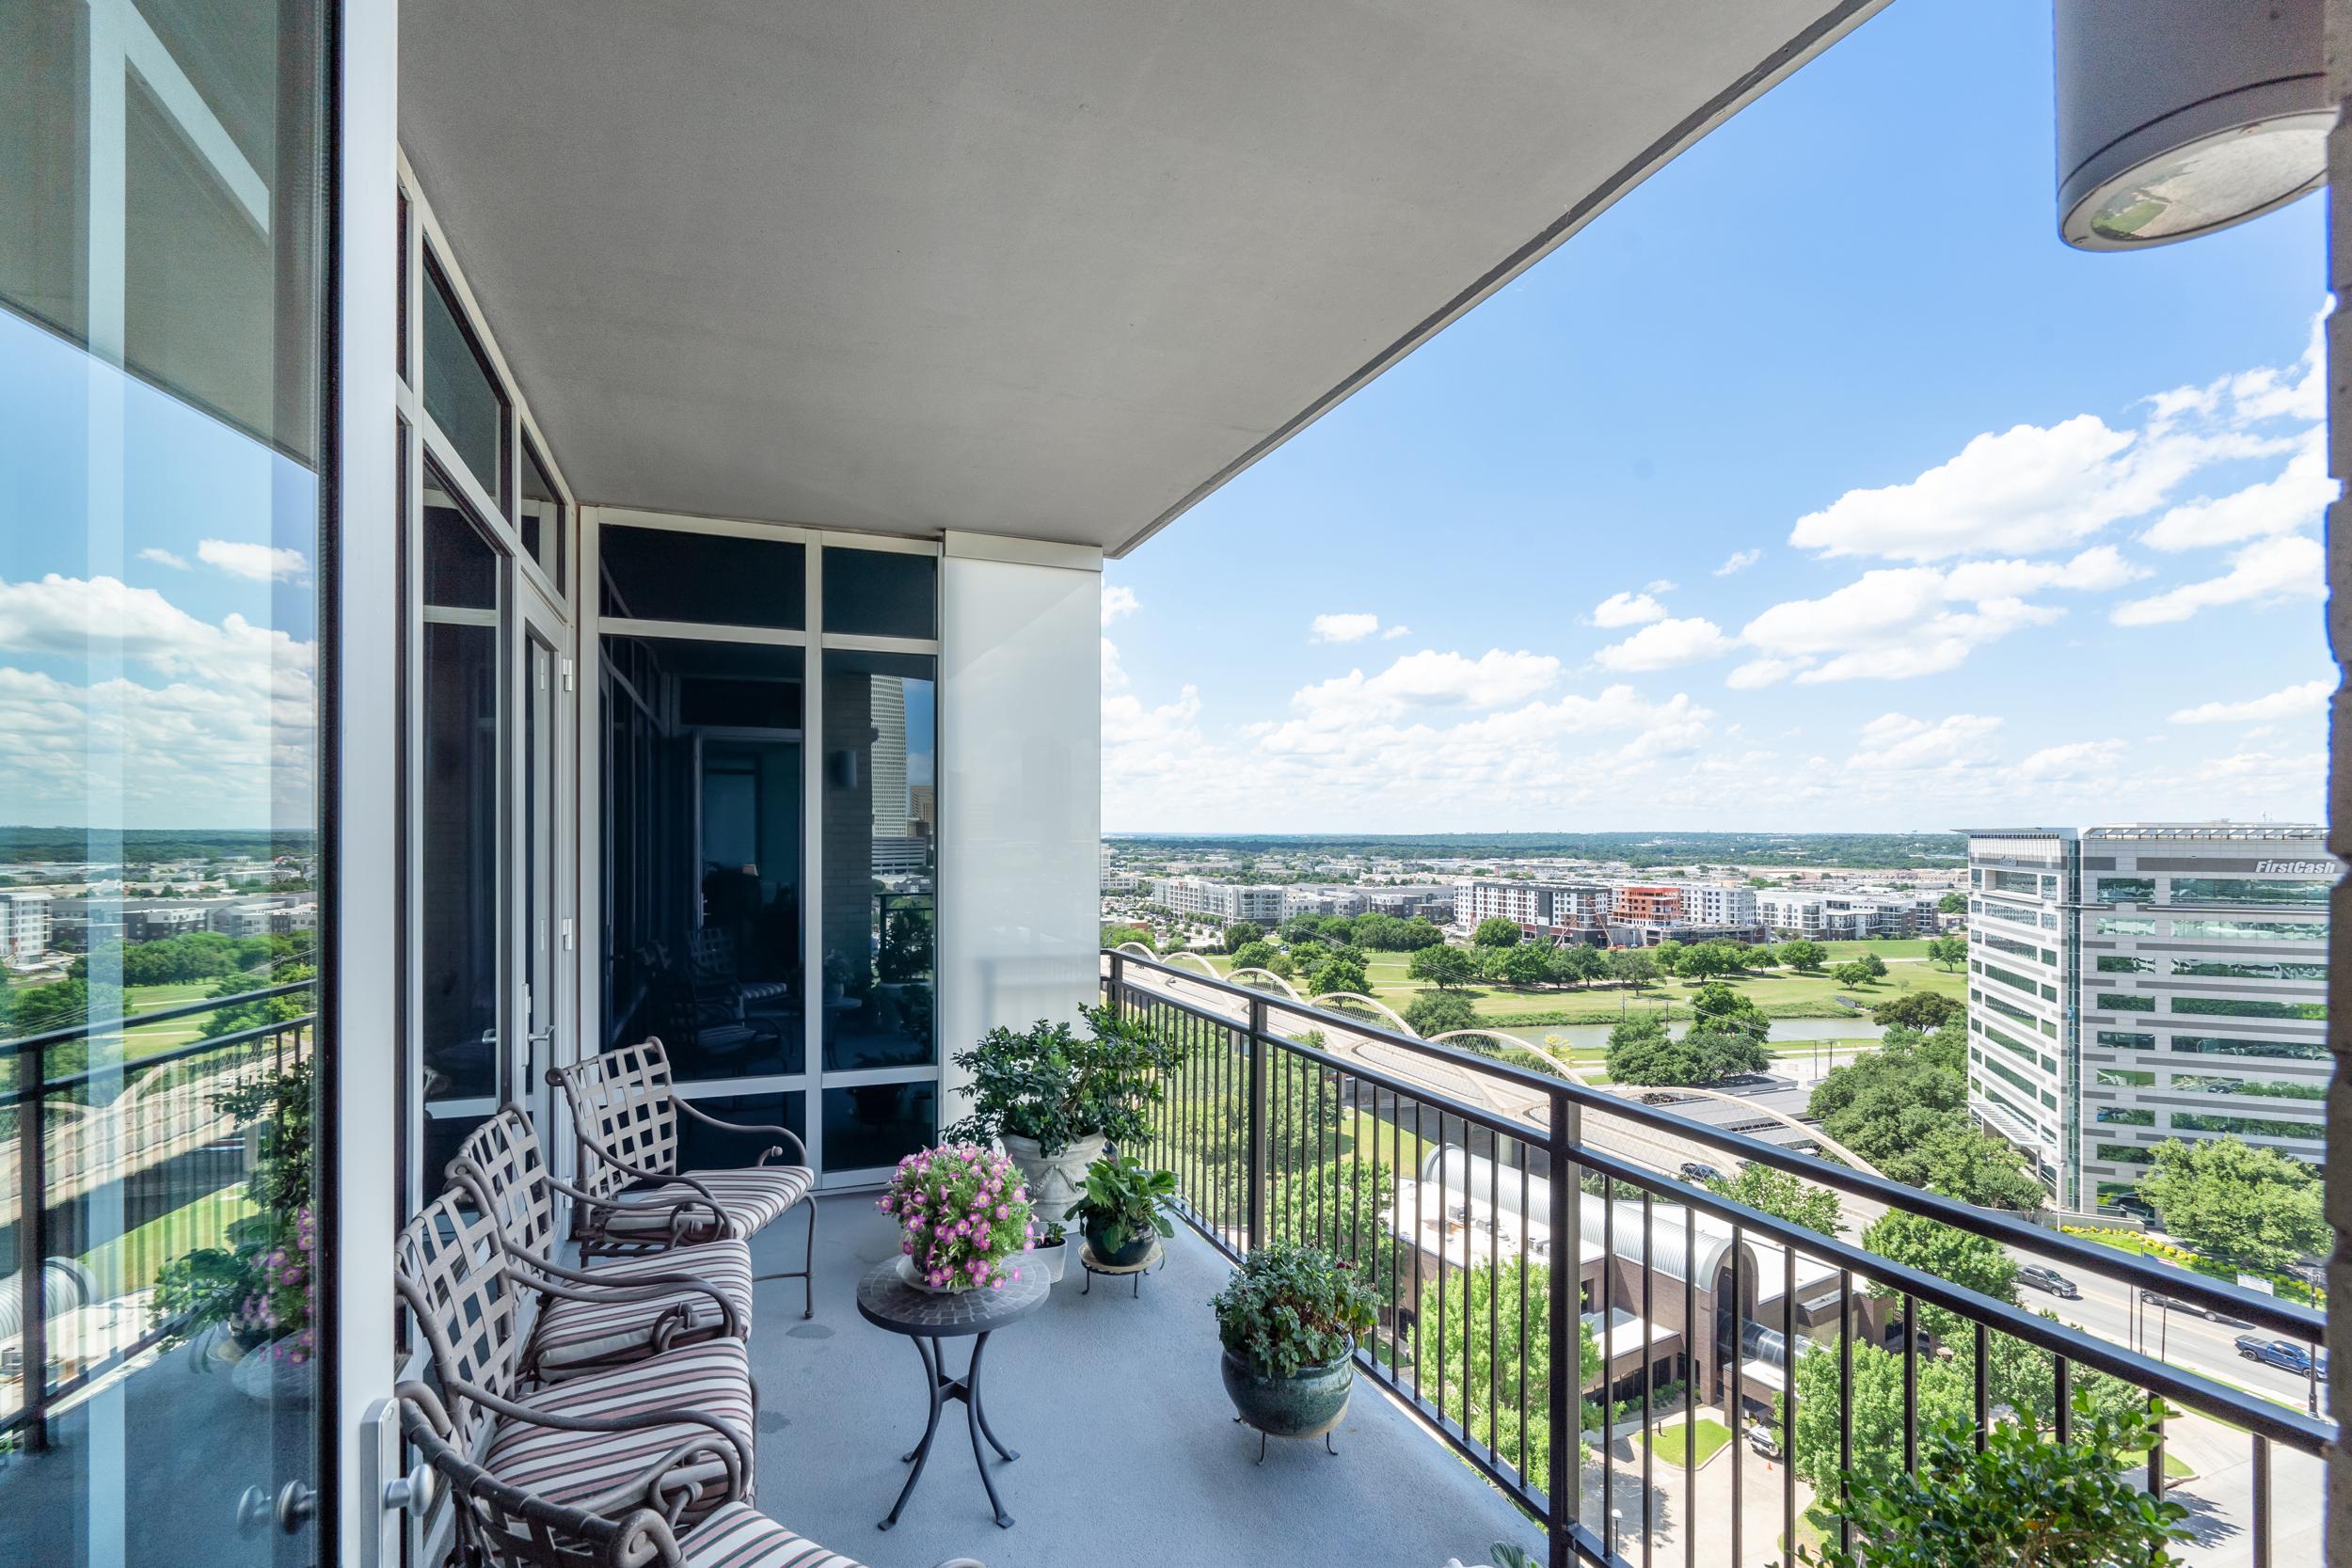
(1265, 949), (1298, 979)
(1606, 1018), (1767, 1086)
(1279, 915), (1327, 946)
(1860, 1210), (2017, 1329)
(1831, 959), (1875, 989)
(1857, 952), (1888, 980)
(1689, 981), (1771, 1041)
(1395, 917), (1446, 951)
(1683, 1025), (1772, 1084)
(1938, 891), (1968, 914)
(1607, 947), (1660, 991)
(1102, 923), (1154, 952)
(2139, 1137), (2327, 1272)
(1780, 939), (1827, 973)
(1651, 939), (1686, 976)
(1230, 940), (1278, 972)
(1869, 990), (1962, 1030)
(1219, 921), (1264, 954)
(1427, 1259), (1603, 1481)
(1707, 1164), (1843, 1237)
(1925, 935), (1969, 971)
(1745, 942), (1779, 969)
(1493, 942), (1553, 989)
(1785, 1339), (1969, 1497)
(1551, 943), (1608, 989)
(1403, 990), (1478, 1039)
(1904, 1124), (2045, 1212)
(1407, 943), (1477, 990)
(1471, 916), (1522, 948)
(1305, 946), (1371, 999)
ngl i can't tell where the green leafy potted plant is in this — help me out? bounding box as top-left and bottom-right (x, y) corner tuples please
(1212, 1242), (1377, 1453)
(1069, 1152), (1177, 1268)
(945, 1003), (1174, 1225)
(1799, 1396), (2189, 1568)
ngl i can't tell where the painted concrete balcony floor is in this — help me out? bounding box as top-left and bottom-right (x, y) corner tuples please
(755, 1195), (1534, 1568)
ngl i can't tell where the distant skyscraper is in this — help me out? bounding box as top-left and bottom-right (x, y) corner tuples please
(909, 784), (935, 838)
(870, 676), (909, 838)
(1963, 824), (2328, 1213)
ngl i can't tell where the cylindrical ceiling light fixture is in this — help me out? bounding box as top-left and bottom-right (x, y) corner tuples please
(2056, 0), (2328, 250)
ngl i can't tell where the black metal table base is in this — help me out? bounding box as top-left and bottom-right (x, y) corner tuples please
(881, 1330), (1018, 1530)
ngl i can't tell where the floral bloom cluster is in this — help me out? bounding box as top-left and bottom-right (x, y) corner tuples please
(878, 1144), (1036, 1291)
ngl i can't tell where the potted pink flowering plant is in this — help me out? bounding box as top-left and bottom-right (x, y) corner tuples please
(878, 1143), (1039, 1293)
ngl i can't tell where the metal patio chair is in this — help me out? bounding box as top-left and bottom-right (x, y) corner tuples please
(395, 1186), (759, 1526)
(549, 1038), (818, 1318)
(449, 1106), (755, 1377)
(396, 1387), (986, 1568)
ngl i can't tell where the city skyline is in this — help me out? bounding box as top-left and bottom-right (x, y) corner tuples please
(1101, 0), (2330, 835)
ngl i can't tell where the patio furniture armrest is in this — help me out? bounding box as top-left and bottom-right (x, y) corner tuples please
(556, 1156), (728, 1230)
(673, 1096), (811, 1168)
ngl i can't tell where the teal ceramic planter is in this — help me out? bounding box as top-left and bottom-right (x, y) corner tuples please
(1083, 1215), (1156, 1268)
(1219, 1348), (1354, 1439)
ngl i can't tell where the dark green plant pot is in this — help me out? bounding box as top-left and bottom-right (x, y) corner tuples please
(1219, 1348), (1354, 1439)
(1083, 1215), (1155, 1268)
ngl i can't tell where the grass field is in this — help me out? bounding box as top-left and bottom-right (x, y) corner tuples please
(1202, 946), (1963, 1025)
(80, 1186), (256, 1299)
(1648, 1417), (1731, 1466)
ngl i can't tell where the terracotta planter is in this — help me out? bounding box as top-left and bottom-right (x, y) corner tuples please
(999, 1132), (1105, 1227)
(1219, 1348), (1354, 1440)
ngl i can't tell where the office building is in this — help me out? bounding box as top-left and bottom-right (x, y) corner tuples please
(1963, 825), (2329, 1212)
(0, 892), (51, 965)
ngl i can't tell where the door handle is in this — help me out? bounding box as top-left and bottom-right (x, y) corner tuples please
(235, 1480), (316, 1536)
(528, 1025), (557, 1046)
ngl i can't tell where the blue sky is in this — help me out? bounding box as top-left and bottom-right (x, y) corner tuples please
(0, 309), (320, 830)
(1102, 0), (2331, 834)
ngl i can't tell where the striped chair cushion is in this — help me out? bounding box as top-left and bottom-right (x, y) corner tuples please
(533, 1241), (755, 1372)
(602, 1166), (813, 1243)
(485, 1338), (756, 1519)
(681, 1503), (867, 1568)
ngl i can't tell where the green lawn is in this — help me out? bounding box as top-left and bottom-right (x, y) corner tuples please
(1648, 1417), (1731, 1467)
(1212, 947), (1963, 1025)
(2058, 1226), (2325, 1307)
(80, 1185), (256, 1299)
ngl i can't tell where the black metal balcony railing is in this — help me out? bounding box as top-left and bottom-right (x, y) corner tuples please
(1, 981), (314, 1450)
(1103, 950), (2330, 1568)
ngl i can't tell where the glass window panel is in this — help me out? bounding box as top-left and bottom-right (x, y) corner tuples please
(422, 461), (499, 609)
(2169, 994), (2326, 1022)
(822, 547), (937, 638)
(598, 525), (805, 628)
(421, 253), (508, 505)
(674, 1092), (809, 1173)
(2095, 954), (2153, 974)
(519, 436), (565, 593)
(2169, 916), (2326, 942)
(2171, 958), (2327, 981)
(2095, 917), (2158, 937)
(0, 0), (328, 1553)
(2094, 1068), (2155, 1087)
(2093, 1105), (2153, 1126)
(821, 650), (936, 1071)
(2094, 992), (2154, 1013)
(2170, 1111), (2324, 1140)
(2167, 1073), (2325, 1101)
(2096, 1030), (2156, 1050)
(2169, 1034), (2328, 1060)
(421, 615), (501, 1101)
(2168, 877), (2332, 907)
(823, 1081), (939, 1173)
(2095, 1143), (2154, 1165)
(1988, 869), (2040, 895)
(2094, 878), (2154, 904)
(599, 635), (805, 1081)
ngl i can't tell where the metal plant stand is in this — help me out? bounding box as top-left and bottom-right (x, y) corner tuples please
(857, 1259), (1047, 1530)
(1076, 1239), (1165, 1297)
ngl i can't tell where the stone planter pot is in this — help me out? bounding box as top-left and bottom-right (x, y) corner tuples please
(1219, 1348), (1354, 1441)
(1000, 1132), (1105, 1227)
(1082, 1215), (1156, 1269)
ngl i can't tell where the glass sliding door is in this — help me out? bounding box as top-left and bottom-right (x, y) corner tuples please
(0, 0), (333, 1561)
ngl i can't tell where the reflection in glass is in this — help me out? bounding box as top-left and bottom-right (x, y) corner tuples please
(601, 637), (805, 1080)
(598, 526), (805, 629)
(821, 547), (936, 639)
(0, 1), (327, 1559)
(822, 651), (936, 1074)
(675, 1093), (809, 1174)
(823, 1082), (939, 1174)
(421, 253), (508, 508)
(520, 436), (565, 593)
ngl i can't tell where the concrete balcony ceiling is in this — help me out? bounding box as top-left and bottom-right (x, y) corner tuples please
(401, 1), (1886, 552)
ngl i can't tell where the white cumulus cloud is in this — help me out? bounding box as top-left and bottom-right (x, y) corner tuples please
(137, 547), (190, 571)
(2168, 679), (2330, 724)
(2110, 535), (2324, 626)
(1101, 583), (1139, 625)
(2138, 431), (2334, 552)
(1589, 591), (1666, 628)
(1714, 548), (1762, 577)
(198, 538), (309, 582)
(1310, 612), (1384, 643)
(1594, 617), (1734, 673)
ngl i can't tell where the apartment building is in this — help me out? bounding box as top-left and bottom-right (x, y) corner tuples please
(1675, 882), (1758, 927)
(1963, 825), (2329, 1213)
(1756, 888), (1936, 941)
(1613, 885), (1685, 923)
(1149, 876), (1287, 927)
(1451, 878), (1613, 940)
(1282, 887), (1372, 920)
(0, 892), (51, 965)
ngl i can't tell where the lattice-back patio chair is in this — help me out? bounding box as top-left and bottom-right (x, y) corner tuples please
(549, 1038), (817, 1318)
(450, 1106), (755, 1377)
(395, 1186), (758, 1525)
(397, 1387), (986, 1568)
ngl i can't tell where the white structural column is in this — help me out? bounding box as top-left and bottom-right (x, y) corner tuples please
(936, 535), (1104, 1117)
(2329, 0), (2352, 1547)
